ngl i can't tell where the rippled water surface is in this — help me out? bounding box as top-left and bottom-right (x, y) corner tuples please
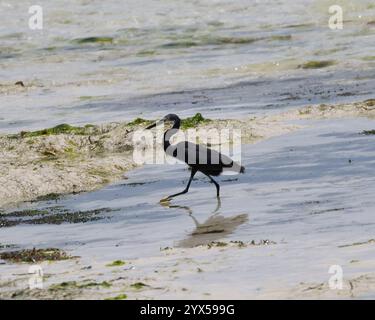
(1, 0), (375, 132)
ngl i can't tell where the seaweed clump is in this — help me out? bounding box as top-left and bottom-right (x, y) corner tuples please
(33, 193), (61, 202)
(299, 60), (335, 69)
(19, 124), (96, 138)
(0, 248), (74, 263)
(106, 260), (126, 267)
(126, 118), (153, 127)
(130, 282), (148, 289)
(73, 37), (113, 44)
(0, 207), (114, 228)
(105, 294), (128, 300)
(364, 99), (375, 107)
(126, 113), (211, 130)
(49, 280), (111, 291)
(181, 113), (211, 129)
(362, 130), (375, 135)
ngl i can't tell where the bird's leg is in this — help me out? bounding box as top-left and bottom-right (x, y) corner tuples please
(203, 173), (220, 198)
(165, 169), (197, 200)
(212, 196), (221, 215)
(188, 214), (200, 228)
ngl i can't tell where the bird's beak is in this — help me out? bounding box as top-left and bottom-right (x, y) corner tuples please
(145, 122), (157, 129)
(146, 118), (164, 129)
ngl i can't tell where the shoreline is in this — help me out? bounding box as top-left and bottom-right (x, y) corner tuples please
(1, 98), (374, 209)
(1, 104), (375, 299)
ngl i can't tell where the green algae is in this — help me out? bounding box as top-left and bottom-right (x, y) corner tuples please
(1, 207), (115, 227)
(73, 37), (114, 44)
(127, 113), (210, 129)
(20, 209), (105, 225)
(160, 41), (198, 49)
(130, 282), (148, 289)
(49, 280), (111, 291)
(362, 56), (375, 61)
(82, 281), (112, 289)
(207, 241), (228, 248)
(339, 239), (375, 248)
(181, 113), (211, 129)
(33, 193), (61, 202)
(122, 181), (157, 187)
(79, 96), (95, 101)
(270, 35), (292, 41)
(0, 248), (74, 263)
(105, 294), (128, 300)
(44, 46), (56, 51)
(106, 260), (126, 267)
(3, 209), (50, 217)
(299, 60), (335, 69)
(126, 118), (153, 126)
(136, 50), (157, 57)
(362, 130), (375, 135)
(207, 36), (258, 45)
(284, 23), (315, 29)
(11, 114), (210, 142)
(48, 281), (77, 291)
(20, 124), (95, 138)
(160, 36), (258, 49)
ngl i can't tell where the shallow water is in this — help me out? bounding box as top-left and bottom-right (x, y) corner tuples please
(1, 118), (375, 294)
(1, 0), (375, 132)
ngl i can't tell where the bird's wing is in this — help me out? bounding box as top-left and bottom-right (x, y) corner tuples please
(171, 141), (243, 172)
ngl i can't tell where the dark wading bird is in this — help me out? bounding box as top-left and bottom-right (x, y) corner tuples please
(146, 114), (245, 200)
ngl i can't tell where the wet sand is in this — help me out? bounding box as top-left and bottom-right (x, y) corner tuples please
(1, 106), (375, 299)
(1, 99), (374, 208)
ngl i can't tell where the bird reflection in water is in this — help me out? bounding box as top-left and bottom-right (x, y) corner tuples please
(160, 198), (248, 248)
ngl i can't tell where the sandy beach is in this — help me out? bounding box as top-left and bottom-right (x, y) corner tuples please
(1, 99), (374, 208)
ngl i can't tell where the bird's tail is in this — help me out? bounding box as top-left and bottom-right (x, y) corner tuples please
(223, 161), (245, 174)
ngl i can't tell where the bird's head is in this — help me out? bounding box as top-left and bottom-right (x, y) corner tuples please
(146, 114), (180, 130)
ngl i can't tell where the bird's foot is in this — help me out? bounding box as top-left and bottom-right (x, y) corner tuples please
(159, 197), (172, 205)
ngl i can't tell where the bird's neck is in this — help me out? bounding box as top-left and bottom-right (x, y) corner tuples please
(163, 118), (181, 151)
(172, 118), (181, 130)
(163, 127), (179, 151)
